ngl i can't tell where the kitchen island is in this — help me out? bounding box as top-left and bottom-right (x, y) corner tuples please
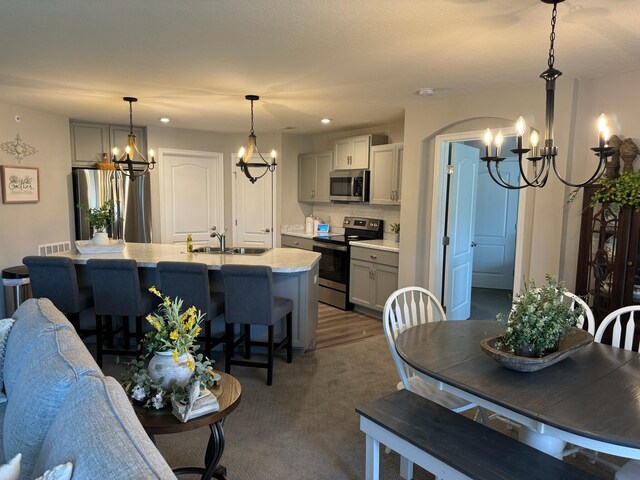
(54, 243), (321, 350)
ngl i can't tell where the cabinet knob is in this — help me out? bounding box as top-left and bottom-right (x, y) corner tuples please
(294, 241), (299, 245)
(370, 254), (377, 259)
(628, 261), (634, 267)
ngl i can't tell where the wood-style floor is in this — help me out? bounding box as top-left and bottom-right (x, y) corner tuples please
(313, 302), (383, 350)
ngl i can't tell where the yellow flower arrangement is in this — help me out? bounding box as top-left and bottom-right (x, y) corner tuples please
(143, 286), (205, 364)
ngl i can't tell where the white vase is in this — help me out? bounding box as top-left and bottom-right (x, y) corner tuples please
(148, 351), (195, 390)
(395, 233), (400, 243)
(92, 231), (109, 246)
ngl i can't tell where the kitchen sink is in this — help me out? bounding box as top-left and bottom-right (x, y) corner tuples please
(191, 246), (271, 255)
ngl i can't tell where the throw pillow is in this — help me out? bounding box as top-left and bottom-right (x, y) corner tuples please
(0, 318), (15, 403)
(0, 453), (21, 480)
(33, 462), (73, 480)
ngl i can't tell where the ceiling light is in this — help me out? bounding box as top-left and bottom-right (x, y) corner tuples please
(111, 97), (156, 181)
(481, 0), (613, 190)
(416, 88), (434, 97)
(321, 118), (332, 124)
(159, 117), (170, 123)
(236, 95), (277, 184)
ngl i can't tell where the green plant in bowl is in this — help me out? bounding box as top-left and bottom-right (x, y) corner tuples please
(77, 199), (114, 232)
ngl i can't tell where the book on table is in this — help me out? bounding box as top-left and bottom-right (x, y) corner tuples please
(172, 389), (219, 423)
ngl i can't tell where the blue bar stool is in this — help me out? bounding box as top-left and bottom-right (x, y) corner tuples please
(220, 265), (293, 386)
(156, 261), (225, 356)
(86, 259), (155, 366)
(22, 256), (94, 338)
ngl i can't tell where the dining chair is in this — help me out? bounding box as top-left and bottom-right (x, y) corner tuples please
(383, 286), (480, 480)
(564, 291), (595, 335)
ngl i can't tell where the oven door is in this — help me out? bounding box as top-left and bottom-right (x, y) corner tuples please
(313, 242), (348, 291)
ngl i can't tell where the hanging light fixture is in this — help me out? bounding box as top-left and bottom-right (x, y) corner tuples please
(111, 97), (155, 181)
(237, 95), (277, 184)
(481, 0), (614, 190)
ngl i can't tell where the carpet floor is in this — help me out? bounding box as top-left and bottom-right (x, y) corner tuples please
(106, 334), (624, 479)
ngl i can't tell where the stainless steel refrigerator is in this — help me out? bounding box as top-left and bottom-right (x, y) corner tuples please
(72, 167), (152, 243)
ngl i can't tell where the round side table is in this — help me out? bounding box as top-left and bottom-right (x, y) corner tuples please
(135, 372), (242, 480)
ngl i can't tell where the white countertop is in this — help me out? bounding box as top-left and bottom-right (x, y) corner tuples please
(349, 239), (400, 253)
(281, 231), (342, 240)
(55, 242), (321, 273)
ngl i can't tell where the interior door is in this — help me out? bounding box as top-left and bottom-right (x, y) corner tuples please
(473, 160), (519, 289)
(159, 149), (224, 244)
(444, 143), (479, 320)
(233, 154), (274, 248)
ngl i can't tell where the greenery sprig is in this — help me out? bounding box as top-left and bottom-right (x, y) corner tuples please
(590, 171), (640, 212)
(77, 199), (114, 232)
(390, 223), (400, 233)
(496, 275), (584, 357)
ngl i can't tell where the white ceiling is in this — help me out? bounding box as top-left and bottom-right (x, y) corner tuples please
(1, 0), (639, 134)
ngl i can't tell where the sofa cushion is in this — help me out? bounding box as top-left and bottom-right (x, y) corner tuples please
(33, 375), (177, 480)
(3, 299), (101, 479)
(0, 318), (14, 404)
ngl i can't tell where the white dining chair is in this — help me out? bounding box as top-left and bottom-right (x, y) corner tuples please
(564, 291), (596, 335)
(383, 286), (479, 480)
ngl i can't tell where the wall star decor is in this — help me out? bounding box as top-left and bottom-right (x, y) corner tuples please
(1, 133), (38, 163)
(1, 165), (40, 203)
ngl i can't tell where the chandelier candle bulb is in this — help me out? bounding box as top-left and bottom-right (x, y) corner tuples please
(495, 130), (504, 157)
(483, 128), (493, 157)
(530, 130), (540, 158)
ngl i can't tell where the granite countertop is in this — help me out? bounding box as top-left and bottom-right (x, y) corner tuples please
(54, 242), (321, 273)
(349, 239), (400, 253)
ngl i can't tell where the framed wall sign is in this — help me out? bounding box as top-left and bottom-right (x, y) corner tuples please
(1, 165), (40, 203)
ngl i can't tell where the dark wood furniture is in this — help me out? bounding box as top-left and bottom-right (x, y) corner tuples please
(357, 389), (598, 480)
(136, 372), (242, 480)
(395, 321), (640, 460)
(575, 185), (640, 343)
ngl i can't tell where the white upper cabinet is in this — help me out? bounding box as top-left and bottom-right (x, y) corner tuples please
(333, 134), (387, 170)
(298, 151), (333, 203)
(370, 143), (403, 205)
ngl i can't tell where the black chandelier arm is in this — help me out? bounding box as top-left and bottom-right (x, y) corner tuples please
(482, 159), (524, 190)
(517, 156), (550, 187)
(494, 161), (535, 190)
(549, 153), (608, 188)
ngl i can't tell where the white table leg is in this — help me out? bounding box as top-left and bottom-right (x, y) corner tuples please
(400, 455), (414, 480)
(519, 427), (566, 459)
(366, 434), (380, 480)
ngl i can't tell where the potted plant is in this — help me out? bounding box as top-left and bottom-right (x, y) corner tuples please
(77, 199), (114, 245)
(390, 223), (400, 242)
(122, 287), (220, 410)
(495, 275), (584, 358)
(590, 170), (640, 212)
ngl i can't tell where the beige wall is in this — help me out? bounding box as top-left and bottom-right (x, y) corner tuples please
(0, 102), (72, 316)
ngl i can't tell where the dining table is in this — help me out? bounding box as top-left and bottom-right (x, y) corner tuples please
(395, 320), (640, 460)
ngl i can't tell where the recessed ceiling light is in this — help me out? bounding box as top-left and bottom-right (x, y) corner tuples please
(321, 118), (332, 124)
(416, 88), (434, 97)
(159, 117), (170, 123)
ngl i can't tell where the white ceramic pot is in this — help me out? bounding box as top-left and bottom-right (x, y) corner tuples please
(395, 233), (400, 243)
(148, 351), (195, 390)
(92, 231), (109, 246)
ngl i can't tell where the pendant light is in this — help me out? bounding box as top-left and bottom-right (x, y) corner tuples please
(237, 95), (277, 184)
(111, 97), (155, 181)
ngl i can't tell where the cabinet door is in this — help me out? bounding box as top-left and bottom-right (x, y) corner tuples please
(394, 145), (403, 204)
(373, 264), (399, 311)
(70, 122), (109, 165)
(298, 154), (316, 202)
(370, 145), (396, 205)
(334, 138), (352, 170)
(350, 135), (371, 169)
(349, 259), (373, 307)
(314, 151), (333, 202)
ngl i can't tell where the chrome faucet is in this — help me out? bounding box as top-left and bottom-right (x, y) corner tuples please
(210, 226), (227, 251)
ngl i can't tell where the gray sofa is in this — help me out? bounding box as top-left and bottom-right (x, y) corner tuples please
(1, 298), (178, 480)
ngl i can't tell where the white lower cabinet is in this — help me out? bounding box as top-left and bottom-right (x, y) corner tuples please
(349, 246), (398, 311)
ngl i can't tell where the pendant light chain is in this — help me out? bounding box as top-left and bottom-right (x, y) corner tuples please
(129, 100), (134, 135)
(250, 98), (255, 136)
(548, 2), (558, 69)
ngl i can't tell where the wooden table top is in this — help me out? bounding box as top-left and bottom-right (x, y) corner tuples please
(135, 372), (242, 435)
(395, 321), (640, 451)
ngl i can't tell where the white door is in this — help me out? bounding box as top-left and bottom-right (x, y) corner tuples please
(232, 154), (274, 248)
(473, 160), (519, 289)
(159, 149), (224, 244)
(444, 143), (479, 320)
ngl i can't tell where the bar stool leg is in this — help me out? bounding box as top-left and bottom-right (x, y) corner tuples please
(286, 312), (293, 364)
(96, 314), (104, 368)
(123, 315), (131, 350)
(225, 323), (233, 374)
(106, 315), (114, 349)
(267, 325), (274, 386)
(136, 315), (143, 355)
(243, 324), (251, 359)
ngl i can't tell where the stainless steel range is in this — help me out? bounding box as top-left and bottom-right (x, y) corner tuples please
(313, 216), (384, 310)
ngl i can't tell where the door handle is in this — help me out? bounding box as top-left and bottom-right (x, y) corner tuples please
(261, 228), (271, 233)
(471, 241), (477, 247)
(369, 269), (373, 279)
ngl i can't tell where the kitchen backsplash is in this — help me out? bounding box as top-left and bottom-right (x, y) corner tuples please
(311, 204), (400, 239)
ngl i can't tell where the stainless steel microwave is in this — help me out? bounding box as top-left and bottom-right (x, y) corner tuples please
(329, 169), (370, 202)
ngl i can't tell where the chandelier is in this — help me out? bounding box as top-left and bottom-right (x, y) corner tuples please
(111, 97), (155, 181)
(237, 95), (277, 184)
(481, 0), (614, 190)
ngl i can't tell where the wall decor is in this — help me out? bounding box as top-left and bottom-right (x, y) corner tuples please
(1, 165), (39, 203)
(0, 133), (38, 164)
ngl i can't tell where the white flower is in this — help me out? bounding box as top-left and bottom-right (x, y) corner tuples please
(152, 391), (165, 409)
(132, 385), (146, 401)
